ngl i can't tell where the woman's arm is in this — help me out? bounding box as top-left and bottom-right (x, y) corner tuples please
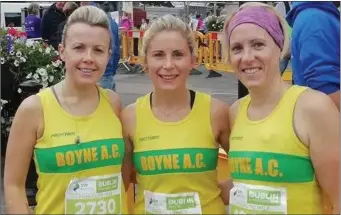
(211, 98), (232, 205)
(4, 95), (43, 214)
(105, 89), (122, 116)
(120, 104), (136, 191)
(105, 90), (135, 190)
(218, 179), (234, 205)
(211, 98), (230, 153)
(300, 90), (340, 214)
(328, 90), (340, 111)
(213, 99), (242, 205)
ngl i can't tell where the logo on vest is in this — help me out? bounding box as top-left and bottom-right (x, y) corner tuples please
(56, 144), (121, 167)
(139, 135), (160, 142)
(229, 157), (283, 178)
(50, 132), (76, 138)
(134, 148), (218, 175)
(231, 136), (243, 140)
(140, 153), (206, 171)
(228, 151), (315, 183)
(35, 138), (125, 173)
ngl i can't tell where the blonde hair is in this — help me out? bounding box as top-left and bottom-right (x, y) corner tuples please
(223, 2), (290, 62)
(28, 3), (39, 15)
(141, 14), (196, 61)
(61, 6), (111, 48)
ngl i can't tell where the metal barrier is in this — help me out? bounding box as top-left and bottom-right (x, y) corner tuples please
(203, 31), (292, 81)
(118, 30), (293, 81)
(193, 31), (208, 67)
(205, 32), (232, 72)
(119, 30), (144, 65)
(126, 30), (145, 65)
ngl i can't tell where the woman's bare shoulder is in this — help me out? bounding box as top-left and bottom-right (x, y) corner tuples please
(211, 97), (230, 116)
(296, 88), (338, 116)
(16, 94), (43, 119)
(121, 103), (137, 137)
(11, 94), (44, 139)
(104, 89), (121, 116)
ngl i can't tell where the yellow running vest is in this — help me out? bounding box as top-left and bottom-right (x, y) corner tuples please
(33, 87), (127, 214)
(133, 91), (226, 214)
(229, 85), (323, 214)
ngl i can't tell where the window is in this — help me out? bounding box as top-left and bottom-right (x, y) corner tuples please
(4, 12), (21, 27)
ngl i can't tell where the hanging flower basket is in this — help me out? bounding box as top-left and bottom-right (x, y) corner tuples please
(205, 15), (225, 32)
(1, 27), (64, 141)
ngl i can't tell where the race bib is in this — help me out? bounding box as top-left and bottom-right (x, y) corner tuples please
(144, 190), (202, 214)
(229, 183), (287, 214)
(65, 174), (121, 214)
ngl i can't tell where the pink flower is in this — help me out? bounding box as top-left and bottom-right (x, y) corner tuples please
(8, 28), (17, 37)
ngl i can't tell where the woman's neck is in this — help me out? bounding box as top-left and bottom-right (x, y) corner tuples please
(62, 78), (98, 101)
(152, 87), (190, 110)
(248, 78), (290, 108)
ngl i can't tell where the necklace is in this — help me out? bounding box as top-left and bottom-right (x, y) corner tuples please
(156, 106), (187, 117)
(151, 91), (191, 117)
(60, 81), (82, 145)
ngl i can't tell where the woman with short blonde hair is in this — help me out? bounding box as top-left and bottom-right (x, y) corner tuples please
(121, 15), (230, 214)
(5, 6), (127, 214)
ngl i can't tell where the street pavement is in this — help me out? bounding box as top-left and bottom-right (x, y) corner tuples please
(116, 66), (238, 107)
(0, 66), (238, 213)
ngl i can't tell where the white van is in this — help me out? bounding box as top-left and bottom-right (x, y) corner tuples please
(1, 2), (52, 30)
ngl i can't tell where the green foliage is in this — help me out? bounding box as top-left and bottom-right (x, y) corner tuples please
(1, 27), (64, 89)
(205, 15), (225, 32)
(1, 27), (64, 134)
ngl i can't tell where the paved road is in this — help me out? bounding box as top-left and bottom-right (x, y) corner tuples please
(116, 67), (238, 106)
(0, 67), (238, 213)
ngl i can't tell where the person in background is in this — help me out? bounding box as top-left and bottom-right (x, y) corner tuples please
(120, 12), (133, 30)
(55, 2), (79, 45)
(24, 3), (41, 39)
(286, 2), (340, 110)
(189, 13), (198, 31)
(202, 11), (212, 33)
(4, 6), (127, 214)
(79, 2), (98, 8)
(140, 18), (148, 31)
(80, 1), (92, 6)
(41, 1), (66, 50)
(63, 2), (79, 18)
(205, 11), (212, 19)
(220, 2), (339, 214)
(99, 2), (120, 91)
(196, 14), (205, 34)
